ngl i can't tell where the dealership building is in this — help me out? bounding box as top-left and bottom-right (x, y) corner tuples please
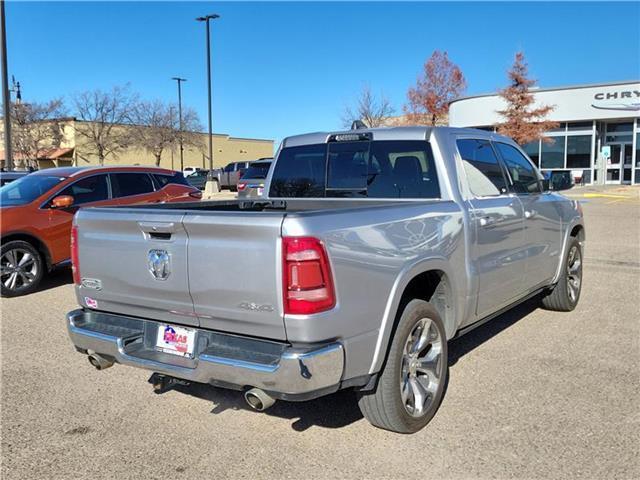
(449, 80), (640, 185)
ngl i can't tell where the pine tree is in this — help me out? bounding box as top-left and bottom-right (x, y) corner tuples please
(496, 52), (558, 144)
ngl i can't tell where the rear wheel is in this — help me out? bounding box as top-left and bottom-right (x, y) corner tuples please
(358, 299), (448, 433)
(1, 240), (44, 297)
(541, 236), (583, 311)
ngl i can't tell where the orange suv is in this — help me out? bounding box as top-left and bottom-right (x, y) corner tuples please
(0, 166), (201, 297)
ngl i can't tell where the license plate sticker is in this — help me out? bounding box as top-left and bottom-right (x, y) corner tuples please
(155, 324), (196, 358)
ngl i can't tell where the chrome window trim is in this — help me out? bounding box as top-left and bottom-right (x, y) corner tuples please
(38, 172), (113, 210)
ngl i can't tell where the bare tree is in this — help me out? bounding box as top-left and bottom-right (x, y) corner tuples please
(10, 99), (66, 169)
(131, 100), (177, 166)
(342, 85), (395, 128)
(72, 85), (137, 165)
(404, 50), (467, 126)
(495, 52), (558, 144)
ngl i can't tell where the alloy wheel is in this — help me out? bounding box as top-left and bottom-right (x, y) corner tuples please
(400, 317), (443, 417)
(566, 245), (582, 303)
(0, 248), (38, 292)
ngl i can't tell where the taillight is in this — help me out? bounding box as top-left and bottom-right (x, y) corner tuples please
(71, 224), (80, 285)
(282, 237), (335, 315)
(237, 182), (246, 192)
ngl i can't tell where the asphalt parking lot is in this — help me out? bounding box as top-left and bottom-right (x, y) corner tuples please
(1, 187), (639, 480)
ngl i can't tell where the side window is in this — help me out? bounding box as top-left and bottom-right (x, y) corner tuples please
(111, 173), (155, 198)
(494, 142), (542, 194)
(269, 144), (326, 197)
(58, 175), (109, 205)
(224, 163), (234, 173)
(457, 139), (508, 197)
(153, 173), (189, 188)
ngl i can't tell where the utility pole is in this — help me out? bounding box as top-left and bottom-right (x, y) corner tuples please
(171, 77), (186, 172)
(1, 0), (13, 171)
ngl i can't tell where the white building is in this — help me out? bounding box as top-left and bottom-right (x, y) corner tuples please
(449, 80), (640, 185)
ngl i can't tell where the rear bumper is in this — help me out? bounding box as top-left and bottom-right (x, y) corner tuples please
(67, 309), (344, 399)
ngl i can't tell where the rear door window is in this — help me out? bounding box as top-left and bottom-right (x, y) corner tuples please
(457, 139), (508, 197)
(111, 173), (155, 198)
(58, 174), (110, 205)
(494, 142), (542, 194)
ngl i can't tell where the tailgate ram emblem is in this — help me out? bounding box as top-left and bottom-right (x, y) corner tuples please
(148, 249), (171, 280)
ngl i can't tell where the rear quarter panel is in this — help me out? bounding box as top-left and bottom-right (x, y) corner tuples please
(283, 201), (466, 379)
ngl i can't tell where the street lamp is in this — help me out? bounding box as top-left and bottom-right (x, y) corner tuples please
(196, 13), (219, 173)
(1, 0), (13, 171)
(171, 77), (186, 172)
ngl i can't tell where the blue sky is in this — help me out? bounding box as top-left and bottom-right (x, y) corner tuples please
(6, 1), (640, 145)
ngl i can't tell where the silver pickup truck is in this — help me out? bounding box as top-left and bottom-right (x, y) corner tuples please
(66, 127), (584, 433)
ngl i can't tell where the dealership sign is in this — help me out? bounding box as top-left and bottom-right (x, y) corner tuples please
(592, 89), (640, 112)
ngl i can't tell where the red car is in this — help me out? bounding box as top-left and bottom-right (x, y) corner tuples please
(0, 166), (201, 297)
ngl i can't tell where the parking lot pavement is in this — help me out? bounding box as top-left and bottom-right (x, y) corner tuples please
(1, 192), (639, 480)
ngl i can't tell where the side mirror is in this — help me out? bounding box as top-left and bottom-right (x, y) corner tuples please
(51, 195), (74, 208)
(541, 179), (550, 192)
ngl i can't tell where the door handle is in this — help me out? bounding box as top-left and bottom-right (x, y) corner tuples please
(479, 216), (495, 227)
(524, 210), (537, 219)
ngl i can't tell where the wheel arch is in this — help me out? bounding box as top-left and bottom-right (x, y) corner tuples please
(552, 219), (585, 284)
(1, 232), (52, 271)
(368, 258), (458, 375)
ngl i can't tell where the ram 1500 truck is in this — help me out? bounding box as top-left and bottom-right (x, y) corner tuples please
(66, 127), (584, 433)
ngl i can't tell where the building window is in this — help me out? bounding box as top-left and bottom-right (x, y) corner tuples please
(567, 122), (593, 131)
(522, 140), (540, 167)
(566, 136), (591, 169)
(540, 137), (565, 169)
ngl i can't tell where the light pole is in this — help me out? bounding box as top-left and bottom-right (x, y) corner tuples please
(1, 0), (13, 171)
(196, 13), (219, 172)
(171, 77), (186, 172)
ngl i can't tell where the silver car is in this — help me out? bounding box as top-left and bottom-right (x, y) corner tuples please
(237, 158), (273, 199)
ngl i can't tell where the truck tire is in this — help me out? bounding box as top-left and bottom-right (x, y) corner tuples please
(358, 299), (448, 433)
(541, 236), (583, 311)
(1, 240), (44, 297)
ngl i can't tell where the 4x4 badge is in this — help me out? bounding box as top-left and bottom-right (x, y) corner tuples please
(148, 249), (171, 280)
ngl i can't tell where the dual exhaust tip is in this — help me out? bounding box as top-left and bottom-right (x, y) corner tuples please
(88, 353), (275, 411)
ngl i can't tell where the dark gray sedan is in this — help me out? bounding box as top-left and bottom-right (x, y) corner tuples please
(237, 159), (273, 199)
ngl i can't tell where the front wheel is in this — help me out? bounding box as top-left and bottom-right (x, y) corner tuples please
(358, 299), (448, 433)
(1, 240), (45, 297)
(541, 236), (583, 311)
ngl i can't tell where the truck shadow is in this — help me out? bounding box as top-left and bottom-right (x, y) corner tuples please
(173, 297), (540, 431)
(37, 267), (73, 293)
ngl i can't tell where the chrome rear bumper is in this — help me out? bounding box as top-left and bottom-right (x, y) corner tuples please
(67, 309), (344, 397)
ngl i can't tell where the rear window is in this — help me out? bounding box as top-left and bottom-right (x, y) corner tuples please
(269, 140), (439, 199)
(153, 172), (190, 187)
(241, 162), (272, 180)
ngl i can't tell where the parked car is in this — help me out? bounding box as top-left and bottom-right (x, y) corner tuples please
(185, 169), (210, 190)
(208, 161), (251, 191)
(237, 159), (273, 199)
(0, 171), (29, 187)
(183, 166), (201, 177)
(1, 166), (201, 297)
(66, 127), (584, 433)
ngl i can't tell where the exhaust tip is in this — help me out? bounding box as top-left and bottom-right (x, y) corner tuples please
(244, 388), (275, 411)
(88, 353), (114, 371)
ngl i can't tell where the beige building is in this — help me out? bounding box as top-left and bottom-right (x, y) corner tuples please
(1, 118), (274, 171)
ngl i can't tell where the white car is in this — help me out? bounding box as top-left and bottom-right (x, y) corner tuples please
(182, 167), (201, 177)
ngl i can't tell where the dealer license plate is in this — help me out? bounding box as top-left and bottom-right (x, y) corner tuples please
(155, 324), (196, 358)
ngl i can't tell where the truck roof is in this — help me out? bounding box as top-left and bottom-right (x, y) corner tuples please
(281, 126), (514, 148)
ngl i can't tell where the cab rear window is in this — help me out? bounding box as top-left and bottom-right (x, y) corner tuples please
(269, 140), (439, 199)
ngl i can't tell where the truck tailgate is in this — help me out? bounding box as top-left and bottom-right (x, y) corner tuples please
(75, 209), (197, 326)
(183, 212), (287, 340)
